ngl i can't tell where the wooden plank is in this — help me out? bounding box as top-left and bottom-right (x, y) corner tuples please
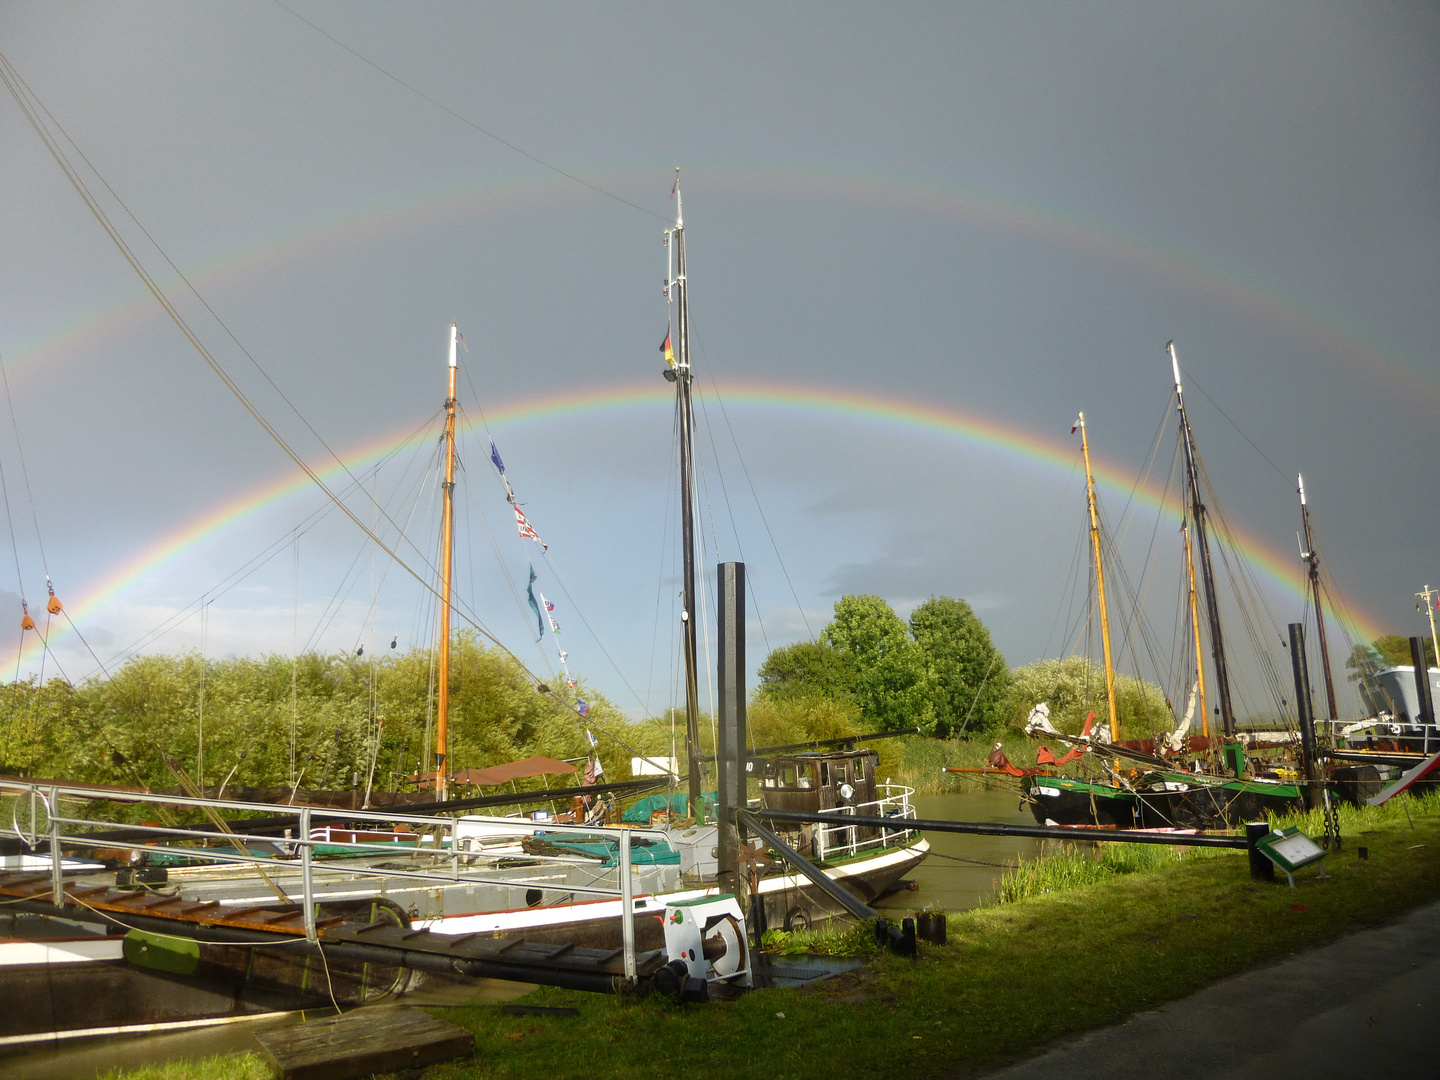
(252, 1005), (473, 1080)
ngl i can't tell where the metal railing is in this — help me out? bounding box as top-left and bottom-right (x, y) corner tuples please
(812, 782), (917, 861)
(1, 779), (645, 981)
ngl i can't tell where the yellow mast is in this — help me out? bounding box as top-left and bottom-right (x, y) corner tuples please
(1182, 519), (1210, 742)
(1077, 412), (1120, 743)
(435, 322), (458, 800)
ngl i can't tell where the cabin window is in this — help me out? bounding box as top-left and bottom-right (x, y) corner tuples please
(854, 759), (865, 782)
(820, 762), (830, 786)
(763, 764), (778, 789)
(781, 765), (796, 787)
(798, 766), (813, 790)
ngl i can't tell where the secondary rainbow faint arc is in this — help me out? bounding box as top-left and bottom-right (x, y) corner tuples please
(46, 380), (1385, 664)
(4, 165), (1436, 416)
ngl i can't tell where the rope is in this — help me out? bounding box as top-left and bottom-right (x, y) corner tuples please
(270, 1), (664, 222)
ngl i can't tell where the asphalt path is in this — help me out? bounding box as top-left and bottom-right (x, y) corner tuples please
(977, 899), (1440, 1079)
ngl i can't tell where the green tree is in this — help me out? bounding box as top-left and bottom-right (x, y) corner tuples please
(823, 595), (934, 734)
(1357, 635), (1436, 670)
(1004, 656), (1168, 741)
(755, 639), (854, 702)
(908, 596), (1011, 737)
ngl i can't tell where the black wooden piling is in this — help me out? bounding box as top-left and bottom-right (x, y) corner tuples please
(1246, 821), (1274, 883)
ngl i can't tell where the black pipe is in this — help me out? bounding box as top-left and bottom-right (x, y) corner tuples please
(750, 808), (1247, 848)
(734, 810), (878, 921)
(700, 728), (920, 763)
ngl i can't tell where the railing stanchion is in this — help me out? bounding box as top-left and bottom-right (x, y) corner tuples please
(300, 807), (317, 942)
(619, 828), (636, 983)
(48, 787), (63, 906)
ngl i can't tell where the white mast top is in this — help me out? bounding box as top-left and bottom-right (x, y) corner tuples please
(1168, 340), (1183, 402)
(1298, 473), (1307, 506)
(674, 167), (683, 227)
(449, 321), (458, 368)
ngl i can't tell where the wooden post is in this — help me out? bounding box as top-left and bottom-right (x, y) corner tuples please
(1246, 821), (1274, 883)
(716, 562), (747, 903)
(1289, 623), (1318, 809)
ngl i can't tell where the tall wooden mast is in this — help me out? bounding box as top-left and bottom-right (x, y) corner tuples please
(1297, 475), (1338, 723)
(1182, 518), (1210, 742)
(1076, 412), (1120, 743)
(435, 321), (459, 800)
(665, 174), (703, 814)
(1170, 342), (1237, 742)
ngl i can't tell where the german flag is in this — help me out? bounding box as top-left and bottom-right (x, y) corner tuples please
(660, 330), (675, 369)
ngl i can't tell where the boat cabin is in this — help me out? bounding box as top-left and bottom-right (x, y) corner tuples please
(751, 749), (887, 859)
(754, 749), (878, 813)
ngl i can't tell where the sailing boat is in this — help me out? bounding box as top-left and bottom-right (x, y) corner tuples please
(1014, 348), (1303, 829)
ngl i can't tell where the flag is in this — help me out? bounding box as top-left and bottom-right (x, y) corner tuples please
(514, 505), (547, 551)
(1071, 414), (1082, 435)
(660, 331), (675, 369)
(542, 593), (561, 634)
(577, 699), (590, 717)
(526, 565), (544, 638)
(490, 439), (505, 474)
(585, 729), (598, 748)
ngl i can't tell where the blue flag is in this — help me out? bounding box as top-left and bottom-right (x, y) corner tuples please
(526, 564), (544, 638)
(490, 439), (505, 474)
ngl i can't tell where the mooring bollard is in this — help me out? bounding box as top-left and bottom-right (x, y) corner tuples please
(875, 918), (889, 946)
(900, 917), (918, 957)
(1246, 821), (1274, 883)
(916, 911), (932, 942)
(930, 913), (946, 946)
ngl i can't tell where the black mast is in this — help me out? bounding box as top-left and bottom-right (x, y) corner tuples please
(1298, 475), (1339, 723)
(666, 174), (703, 814)
(1170, 342), (1237, 743)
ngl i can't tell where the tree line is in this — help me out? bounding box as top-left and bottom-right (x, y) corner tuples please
(757, 594), (1169, 740)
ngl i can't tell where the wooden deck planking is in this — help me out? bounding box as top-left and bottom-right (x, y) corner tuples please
(252, 1006), (474, 1080)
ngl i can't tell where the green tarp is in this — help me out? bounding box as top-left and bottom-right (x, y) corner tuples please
(620, 791), (717, 823)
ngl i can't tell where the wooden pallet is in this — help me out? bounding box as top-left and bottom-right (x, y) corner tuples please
(253, 1006), (473, 1080)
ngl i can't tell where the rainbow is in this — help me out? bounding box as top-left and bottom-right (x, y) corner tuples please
(3, 165), (1436, 417)
(38, 379), (1387, 669)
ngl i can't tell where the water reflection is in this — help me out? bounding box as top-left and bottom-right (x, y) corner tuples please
(876, 785), (1045, 914)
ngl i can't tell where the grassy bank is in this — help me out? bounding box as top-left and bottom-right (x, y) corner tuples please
(100, 791), (1440, 1080)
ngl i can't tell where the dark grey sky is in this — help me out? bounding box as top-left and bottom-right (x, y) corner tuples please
(0, 3), (1435, 721)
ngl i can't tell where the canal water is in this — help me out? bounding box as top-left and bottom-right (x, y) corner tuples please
(874, 785), (1046, 914)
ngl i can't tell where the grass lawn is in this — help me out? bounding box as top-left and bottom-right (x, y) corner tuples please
(100, 792), (1440, 1080)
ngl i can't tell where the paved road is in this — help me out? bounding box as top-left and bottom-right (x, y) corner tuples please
(978, 900), (1440, 1079)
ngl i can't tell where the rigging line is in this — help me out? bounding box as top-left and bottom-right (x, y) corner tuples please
(0, 349), (48, 580)
(270, 1), (664, 222)
(0, 352), (35, 597)
(89, 412), (439, 677)
(541, 551), (656, 720)
(646, 410), (681, 715)
(1183, 368), (1292, 486)
(0, 56), (550, 693)
(1, 59), (440, 579)
(454, 455), (554, 678)
(692, 386), (770, 656)
(961, 456), (1086, 735)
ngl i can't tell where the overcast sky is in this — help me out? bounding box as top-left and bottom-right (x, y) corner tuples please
(0, 2), (1436, 724)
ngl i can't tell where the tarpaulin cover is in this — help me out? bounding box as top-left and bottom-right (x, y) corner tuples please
(620, 791), (717, 822)
(449, 756), (578, 787)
